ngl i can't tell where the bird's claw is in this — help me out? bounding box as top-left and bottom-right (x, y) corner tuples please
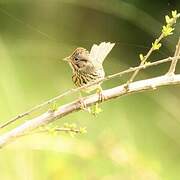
(97, 87), (106, 102)
(98, 91), (106, 102)
(79, 98), (91, 113)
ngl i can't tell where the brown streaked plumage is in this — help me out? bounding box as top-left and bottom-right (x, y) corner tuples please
(64, 42), (115, 92)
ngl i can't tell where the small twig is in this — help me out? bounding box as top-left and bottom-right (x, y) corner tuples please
(127, 34), (164, 84)
(48, 127), (82, 133)
(0, 56), (180, 129)
(167, 37), (180, 74)
(13, 126), (85, 140)
(0, 74), (180, 148)
(21, 127), (83, 137)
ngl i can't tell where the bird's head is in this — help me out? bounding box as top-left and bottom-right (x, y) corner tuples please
(63, 47), (90, 70)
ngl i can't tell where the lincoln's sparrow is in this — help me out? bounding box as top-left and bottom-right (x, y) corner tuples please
(64, 42), (115, 112)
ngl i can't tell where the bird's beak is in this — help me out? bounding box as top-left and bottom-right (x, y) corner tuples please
(63, 56), (70, 62)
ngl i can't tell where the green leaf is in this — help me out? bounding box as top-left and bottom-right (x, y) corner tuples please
(165, 15), (172, 24)
(152, 41), (162, 50)
(172, 10), (177, 18)
(139, 54), (144, 61)
(79, 127), (87, 134)
(91, 103), (102, 115)
(49, 102), (58, 112)
(162, 25), (174, 37)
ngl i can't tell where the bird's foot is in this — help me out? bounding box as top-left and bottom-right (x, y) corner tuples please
(79, 98), (91, 113)
(97, 87), (106, 102)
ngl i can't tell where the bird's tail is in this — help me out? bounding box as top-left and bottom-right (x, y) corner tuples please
(90, 42), (115, 64)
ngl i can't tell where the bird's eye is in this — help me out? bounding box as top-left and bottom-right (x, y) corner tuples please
(74, 57), (78, 61)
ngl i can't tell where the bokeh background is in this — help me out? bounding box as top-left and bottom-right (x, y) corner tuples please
(0, 0), (180, 180)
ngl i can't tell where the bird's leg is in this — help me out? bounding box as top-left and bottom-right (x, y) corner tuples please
(97, 86), (106, 102)
(78, 92), (91, 113)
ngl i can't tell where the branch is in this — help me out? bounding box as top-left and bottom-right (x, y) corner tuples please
(21, 126), (86, 137)
(168, 37), (180, 74)
(128, 34), (164, 83)
(1, 56), (179, 129)
(127, 11), (180, 84)
(0, 74), (180, 148)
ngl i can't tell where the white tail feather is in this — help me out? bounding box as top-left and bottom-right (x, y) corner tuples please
(90, 42), (115, 64)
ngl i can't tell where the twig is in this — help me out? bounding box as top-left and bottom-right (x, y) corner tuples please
(167, 37), (180, 74)
(0, 74), (180, 148)
(127, 11), (180, 84)
(43, 127), (82, 133)
(127, 34), (164, 84)
(1, 56), (179, 129)
(21, 127), (84, 137)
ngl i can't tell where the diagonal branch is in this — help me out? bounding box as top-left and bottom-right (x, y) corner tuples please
(1, 56), (179, 129)
(0, 74), (180, 148)
(167, 37), (180, 74)
(127, 34), (164, 84)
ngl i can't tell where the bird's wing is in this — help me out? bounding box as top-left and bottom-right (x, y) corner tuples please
(90, 42), (115, 64)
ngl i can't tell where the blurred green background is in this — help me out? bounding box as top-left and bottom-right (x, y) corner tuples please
(0, 0), (180, 180)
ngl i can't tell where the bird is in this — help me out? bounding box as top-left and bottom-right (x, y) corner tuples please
(63, 42), (115, 112)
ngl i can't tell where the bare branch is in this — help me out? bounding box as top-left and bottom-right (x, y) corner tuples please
(43, 127), (84, 134)
(167, 37), (180, 74)
(20, 127), (85, 137)
(1, 56), (179, 129)
(0, 74), (180, 148)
